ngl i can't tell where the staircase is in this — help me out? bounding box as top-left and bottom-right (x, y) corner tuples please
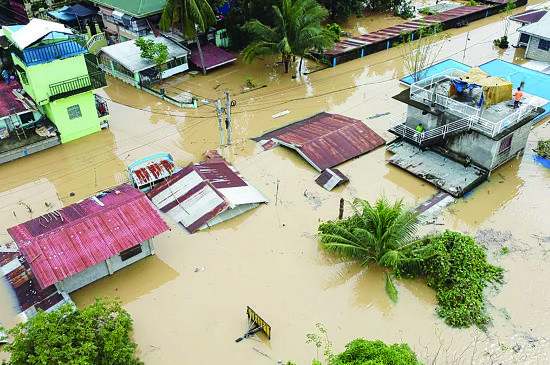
(389, 117), (473, 147)
(85, 33), (107, 55)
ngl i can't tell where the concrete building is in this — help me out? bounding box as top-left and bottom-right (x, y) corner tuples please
(7, 184), (170, 294)
(3, 19), (110, 143)
(387, 67), (544, 197)
(517, 12), (550, 62)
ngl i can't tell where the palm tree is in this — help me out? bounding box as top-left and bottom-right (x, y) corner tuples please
(160, 0), (216, 75)
(242, 0), (335, 74)
(318, 197), (429, 301)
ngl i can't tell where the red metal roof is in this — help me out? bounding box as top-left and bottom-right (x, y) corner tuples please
(7, 184), (170, 289)
(510, 9), (548, 24)
(147, 153), (268, 233)
(254, 112), (385, 171)
(188, 43), (236, 70)
(0, 79), (29, 118)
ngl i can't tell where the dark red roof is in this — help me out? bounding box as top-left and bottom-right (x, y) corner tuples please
(510, 9), (548, 24)
(0, 79), (28, 118)
(188, 43), (236, 70)
(254, 112), (385, 171)
(7, 184), (170, 289)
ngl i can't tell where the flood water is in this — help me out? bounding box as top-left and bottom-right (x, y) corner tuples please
(2, 2), (550, 364)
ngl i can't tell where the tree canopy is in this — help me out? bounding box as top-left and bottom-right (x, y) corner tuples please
(160, 0), (216, 38)
(332, 338), (423, 365)
(1, 298), (142, 365)
(242, 0), (335, 73)
(135, 38), (168, 66)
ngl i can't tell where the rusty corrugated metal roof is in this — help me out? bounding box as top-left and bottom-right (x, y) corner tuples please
(254, 112), (385, 172)
(7, 184), (170, 289)
(315, 168), (349, 191)
(510, 9), (548, 24)
(147, 155), (268, 233)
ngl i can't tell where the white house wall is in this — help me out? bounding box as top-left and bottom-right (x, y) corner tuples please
(525, 36), (550, 62)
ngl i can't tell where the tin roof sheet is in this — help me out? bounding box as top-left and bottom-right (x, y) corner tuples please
(510, 9), (548, 24)
(11, 18), (73, 49)
(315, 168), (349, 191)
(254, 112), (385, 172)
(7, 184), (169, 289)
(518, 12), (550, 39)
(188, 43), (236, 70)
(147, 155), (268, 233)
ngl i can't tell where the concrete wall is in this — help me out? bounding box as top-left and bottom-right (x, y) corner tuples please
(56, 240), (154, 293)
(442, 130), (497, 169)
(405, 105), (442, 130)
(490, 120), (533, 170)
(525, 37), (550, 62)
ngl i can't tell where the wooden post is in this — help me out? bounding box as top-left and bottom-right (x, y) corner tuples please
(338, 198), (344, 219)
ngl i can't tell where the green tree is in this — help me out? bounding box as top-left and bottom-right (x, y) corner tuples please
(160, 0), (217, 75)
(134, 37), (168, 84)
(242, 0), (336, 74)
(1, 298), (142, 365)
(332, 338), (423, 365)
(316, 0), (364, 21)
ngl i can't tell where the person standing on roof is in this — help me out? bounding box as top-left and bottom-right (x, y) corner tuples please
(416, 123), (423, 133)
(514, 87), (523, 109)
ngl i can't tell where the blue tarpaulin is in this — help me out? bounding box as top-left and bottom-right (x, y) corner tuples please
(48, 6), (76, 21)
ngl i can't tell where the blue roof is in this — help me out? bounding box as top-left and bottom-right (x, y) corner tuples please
(48, 6), (77, 22)
(401, 58), (550, 122)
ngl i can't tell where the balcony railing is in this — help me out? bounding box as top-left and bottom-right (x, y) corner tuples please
(11, 39), (87, 66)
(49, 71), (107, 101)
(409, 68), (537, 138)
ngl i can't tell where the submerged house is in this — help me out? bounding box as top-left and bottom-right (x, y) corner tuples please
(388, 67), (544, 197)
(147, 151), (268, 233)
(98, 34), (190, 88)
(517, 12), (550, 62)
(7, 184), (170, 294)
(3, 19), (110, 144)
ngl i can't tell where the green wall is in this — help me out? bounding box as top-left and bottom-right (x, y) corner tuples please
(44, 91), (101, 143)
(12, 53), (89, 106)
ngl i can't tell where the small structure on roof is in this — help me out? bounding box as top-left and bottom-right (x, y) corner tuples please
(7, 184), (170, 293)
(254, 112), (385, 172)
(517, 12), (550, 61)
(315, 168), (349, 191)
(128, 153), (180, 192)
(147, 151), (268, 233)
(98, 34), (190, 88)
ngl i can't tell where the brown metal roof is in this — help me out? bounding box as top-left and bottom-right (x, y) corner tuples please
(254, 112), (385, 172)
(510, 9), (548, 24)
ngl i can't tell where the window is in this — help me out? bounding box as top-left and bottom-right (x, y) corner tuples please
(120, 244), (143, 261)
(67, 105), (82, 120)
(538, 39), (550, 51)
(498, 134), (513, 154)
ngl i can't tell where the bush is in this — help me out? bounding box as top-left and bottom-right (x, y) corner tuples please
(493, 35), (509, 48)
(332, 339), (422, 365)
(396, 231), (504, 328)
(537, 139), (550, 159)
(326, 23), (342, 41)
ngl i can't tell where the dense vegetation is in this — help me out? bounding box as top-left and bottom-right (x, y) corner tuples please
(318, 197), (504, 328)
(537, 139), (550, 159)
(1, 298), (141, 365)
(331, 339), (423, 365)
(241, 0), (335, 73)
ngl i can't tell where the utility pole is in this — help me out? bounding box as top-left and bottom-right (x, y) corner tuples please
(215, 99), (224, 147)
(462, 31), (469, 61)
(225, 90), (232, 145)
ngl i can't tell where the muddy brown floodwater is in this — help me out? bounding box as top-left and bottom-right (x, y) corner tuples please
(2, 2), (550, 364)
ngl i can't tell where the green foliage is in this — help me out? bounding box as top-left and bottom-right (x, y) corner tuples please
(536, 139), (550, 159)
(395, 0), (414, 19)
(493, 35), (509, 49)
(501, 246), (510, 255)
(501, 0), (516, 13)
(306, 323), (335, 365)
(1, 298), (142, 365)
(396, 231), (504, 328)
(326, 23), (342, 41)
(367, 0), (412, 14)
(385, 273), (398, 302)
(331, 338), (423, 365)
(467, 0), (478, 5)
(160, 0), (216, 38)
(134, 38), (168, 65)
(241, 0), (335, 73)
(244, 77), (257, 88)
(418, 7), (438, 15)
(316, 0), (363, 21)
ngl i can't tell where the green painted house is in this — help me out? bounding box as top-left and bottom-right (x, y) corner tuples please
(4, 19), (109, 144)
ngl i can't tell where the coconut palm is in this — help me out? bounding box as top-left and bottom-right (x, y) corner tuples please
(318, 197), (430, 301)
(160, 0), (216, 75)
(242, 0), (336, 74)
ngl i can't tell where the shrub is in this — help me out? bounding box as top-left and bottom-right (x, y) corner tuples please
(537, 140), (550, 159)
(332, 338), (423, 365)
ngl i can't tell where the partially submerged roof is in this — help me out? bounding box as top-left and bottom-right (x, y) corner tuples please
(128, 153), (180, 189)
(0, 79), (35, 118)
(254, 112), (385, 172)
(10, 18), (73, 49)
(518, 12), (550, 40)
(93, 0), (166, 18)
(99, 35), (189, 73)
(510, 9), (548, 24)
(7, 184), (170, 289)
(147, 152), (268, 233)
(315, 168), (349, 191)
(188, 43), (236, 71)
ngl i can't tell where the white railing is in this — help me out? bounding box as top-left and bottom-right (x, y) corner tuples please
(409, 68), (537, 138)
(86, 32), (106, 50)
(391, 117), (472, 144)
